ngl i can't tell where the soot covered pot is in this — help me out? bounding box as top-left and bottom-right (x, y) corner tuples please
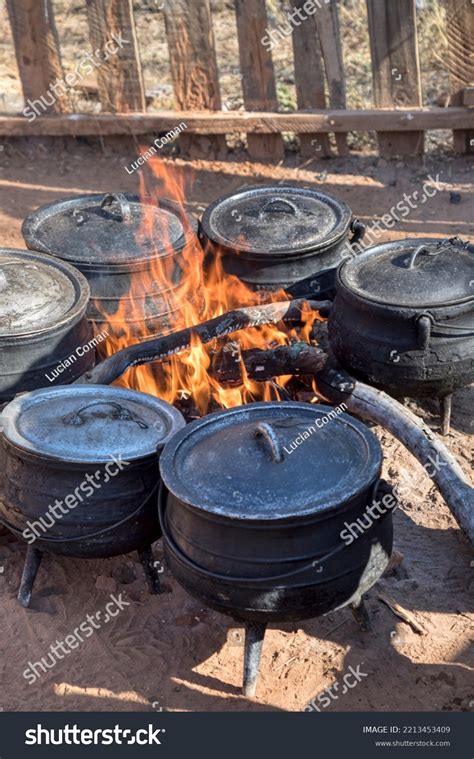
(159, 401), (394, 695)
(328, 237), (474, 434)
(0, 385), (185, 607)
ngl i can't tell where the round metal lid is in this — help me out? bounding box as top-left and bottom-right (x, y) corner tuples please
(1, 386), (186, 463)
(159, 401), (382, 520)
(22, 193), (197, 267)
(339, 237), (474, 308)
(201, 185), (352, 257)
(0, 248), (90, 338)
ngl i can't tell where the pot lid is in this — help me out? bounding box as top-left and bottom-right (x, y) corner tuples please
(1, 386), (186, 463)
(339, 237), (474, 308)
(0, 248), (89, 338)
(22, 193), (197, 267)
(159, 401), (382, 520)
(200, 184), (352, 257)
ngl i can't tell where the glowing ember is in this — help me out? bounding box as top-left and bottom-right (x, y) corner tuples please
(94, 157), (319, 415)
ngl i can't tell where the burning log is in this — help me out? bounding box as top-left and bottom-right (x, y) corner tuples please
(77, 299), (328, 386)
(212, 342), (327, 384)
(317, 367), (474, 546)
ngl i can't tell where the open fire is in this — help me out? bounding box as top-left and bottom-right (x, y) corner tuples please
(93, 158), (319, 416)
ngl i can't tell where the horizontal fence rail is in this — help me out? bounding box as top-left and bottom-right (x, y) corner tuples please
(3, 0), (474, 158)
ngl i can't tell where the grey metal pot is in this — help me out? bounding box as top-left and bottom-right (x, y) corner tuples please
(199, 184), (365, 294)
(22, 192), (201, 341)
(328, 237), (474, 433)
(0, 248), (93, 402)
(0, 385), (185, 606)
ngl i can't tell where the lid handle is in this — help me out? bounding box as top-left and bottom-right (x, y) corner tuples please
(258, 198), (299, 218)
(100, 193), (132, 222)
(406, 238), (461, 269)
(254, 422), (284, 463)
(61, 401), (149, 429)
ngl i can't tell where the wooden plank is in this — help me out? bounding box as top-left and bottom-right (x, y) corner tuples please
(313, 0), (348, 156)
(292, 0), (331, 158)
(85, 0), (145, 112)
(366, 0), (424, 157)
(163, 0), (227, 159)
(234, 0), (284, 161)
(463, 87), (474, 107)
(446, 0), (474, 153)
(1, 108), (474, 137)
(6, 0), (70, 114)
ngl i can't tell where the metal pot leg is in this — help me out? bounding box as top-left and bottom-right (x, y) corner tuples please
(18, 546), (43, 608)
(243, 622), (267, 697)
(137, 546), (162, 594)
(440, 393), (453, 436)
(350, 598), (372, 632)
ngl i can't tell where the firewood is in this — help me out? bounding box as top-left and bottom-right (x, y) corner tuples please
(76, 300), (329, 386)
(378, 592), (428, 635)
(316, 367), (474, 546)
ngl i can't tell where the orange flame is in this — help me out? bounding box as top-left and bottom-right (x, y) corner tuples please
(94, 157), (318, 416)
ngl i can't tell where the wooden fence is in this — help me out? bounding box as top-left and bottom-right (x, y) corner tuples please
(3, 0), (474, 159)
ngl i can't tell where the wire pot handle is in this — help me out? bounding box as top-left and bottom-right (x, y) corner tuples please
(100, 192), (132, 222)
(258, 198), (299, 217)
(61, 401), (149, 429)
(158, 478), (394, 585)
(0, 480), (159, 544)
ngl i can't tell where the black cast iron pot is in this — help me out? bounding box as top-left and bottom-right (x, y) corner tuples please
(328, 237), (474, 431)
(199, 185), (365, 295)
(0, 385), (185, 606)
(22, 192), (201, 341)
(0, 248), (93, 402)
(158, 401), (394, 694)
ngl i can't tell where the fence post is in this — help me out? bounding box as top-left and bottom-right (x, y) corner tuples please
(234, 0), (284, 161)
(292, 0), (331, 158)
(314, 0), (348, 156)
(85, 0), (145, 112)
(366, 0), (424, 157)
(163, 0), (227, 159)
(6, 0), (70, 115)
(446, 0), (474, 153)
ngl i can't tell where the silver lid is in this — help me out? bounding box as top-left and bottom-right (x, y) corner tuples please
(0, 248), (89, 337)
(1, 385), (186, 463)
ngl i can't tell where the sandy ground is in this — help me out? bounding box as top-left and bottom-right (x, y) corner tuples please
(0, 144), (473, 712)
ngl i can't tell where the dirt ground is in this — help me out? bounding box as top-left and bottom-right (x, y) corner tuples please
(0, 144), (473, 712)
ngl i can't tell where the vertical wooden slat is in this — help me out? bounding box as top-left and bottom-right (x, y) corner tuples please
(292, 0), (331, 158)
(85, 0), (145, 112)
(446, 0), (474, 153)
(314, 0), (348, 156)
(6, 0), (69, 114)
(366, 0), (423, 158)
(234, 0), (284, 161)
(163, 0), (227, 159)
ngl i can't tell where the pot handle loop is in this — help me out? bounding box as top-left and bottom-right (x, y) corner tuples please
(349, 218), (366, 247)
(101, 193), (132, 222)
(406, 244), (433, 269)
(254, 422), (284, 463)
(258, 198), (299, 218)
(61, 401), (149, 429)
